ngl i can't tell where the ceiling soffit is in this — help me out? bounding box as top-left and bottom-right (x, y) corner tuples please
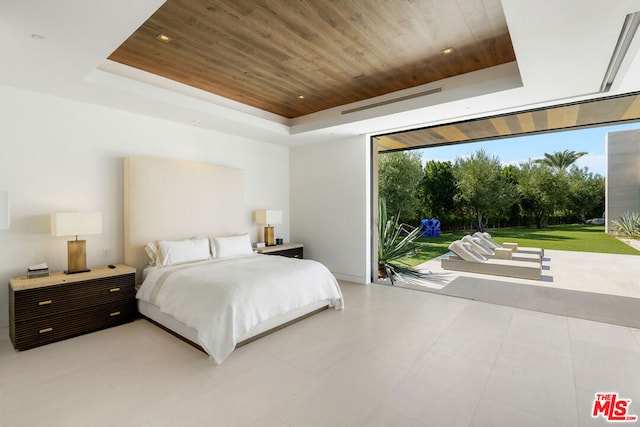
(375, 92), (640, 152)
(108, 0), (516, 119)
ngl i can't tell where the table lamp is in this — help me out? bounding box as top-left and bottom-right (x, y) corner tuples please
(51, 212), (102, 274)
(255, 209), (282, 246)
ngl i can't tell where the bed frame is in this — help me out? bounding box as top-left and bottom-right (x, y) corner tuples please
(123, 156), (329, 356)
(139, 300), (328, 353)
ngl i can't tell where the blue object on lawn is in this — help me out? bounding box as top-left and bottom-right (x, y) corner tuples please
(420, 218), (441, 237)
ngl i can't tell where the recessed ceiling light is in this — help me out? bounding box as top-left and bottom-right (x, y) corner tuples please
(298, 95), (305, 99)
(441, 47), (454, 55)
(156, 34), (172, 43)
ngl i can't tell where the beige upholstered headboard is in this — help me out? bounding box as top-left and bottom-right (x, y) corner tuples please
(124, 157), (244, 282)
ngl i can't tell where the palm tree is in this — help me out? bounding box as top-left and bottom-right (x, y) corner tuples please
(534, 149), (587, 170)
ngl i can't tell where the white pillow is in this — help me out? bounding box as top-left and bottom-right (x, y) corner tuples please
(157, 237), (211, 266)
(144, 242), (159, 266)
(207, 238), (217, 259)
(213, 234), (253, 258)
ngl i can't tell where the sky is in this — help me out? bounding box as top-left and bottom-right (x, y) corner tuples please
(419, 122), (640, 176)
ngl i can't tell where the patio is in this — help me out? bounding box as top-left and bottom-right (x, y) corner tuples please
(405, 249), (640, 328)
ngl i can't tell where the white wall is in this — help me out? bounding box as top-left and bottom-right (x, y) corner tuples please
(290, 135), (371, 284)
(0, 84), (290, 327)
(606, 129), (640, 232)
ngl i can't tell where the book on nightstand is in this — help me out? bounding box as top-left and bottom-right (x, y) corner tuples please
(27, 262), (49, 278)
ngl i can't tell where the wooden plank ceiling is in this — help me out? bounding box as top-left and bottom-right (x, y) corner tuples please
(375, 93), (640, 152)
(108, 0), (515, 118)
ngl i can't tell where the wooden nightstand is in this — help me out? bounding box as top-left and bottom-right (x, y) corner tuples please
(9, 264), (136, 351)
(256, 243), (304, 259)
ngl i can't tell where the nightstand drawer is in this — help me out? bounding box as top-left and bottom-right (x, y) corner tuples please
(12, 300), (136, 350)
(256, 243), (304, 259)
(274, 247), (303, 259)
(13, 274), (135, 322)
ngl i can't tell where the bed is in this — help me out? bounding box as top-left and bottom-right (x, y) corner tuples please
(124, 157), (344, 363)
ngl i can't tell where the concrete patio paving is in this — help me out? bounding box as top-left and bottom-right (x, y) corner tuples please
(403, 249), (640, 328)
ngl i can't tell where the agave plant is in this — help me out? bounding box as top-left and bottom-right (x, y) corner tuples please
(377, 198), (431, 285)
(611, 212), (640, 239)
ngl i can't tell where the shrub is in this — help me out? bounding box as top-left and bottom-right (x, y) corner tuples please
(377, 198), (430, 284)
(611, 212), (640, 239)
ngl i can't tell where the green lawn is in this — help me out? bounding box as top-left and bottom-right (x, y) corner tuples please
(404, 224), (640, 267)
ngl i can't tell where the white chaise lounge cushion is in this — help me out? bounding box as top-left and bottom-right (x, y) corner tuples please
(472, 237), (494, 253)
(474, 232), (501, 249)
(478, 231), (544, 257)
(448, 240), (487, 263)
(461, 235), (493, 256)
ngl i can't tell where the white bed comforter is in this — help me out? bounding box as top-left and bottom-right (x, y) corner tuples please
(136, 253), (343, 363)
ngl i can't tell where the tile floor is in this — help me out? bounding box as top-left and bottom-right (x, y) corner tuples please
(1, 281), (640, 426)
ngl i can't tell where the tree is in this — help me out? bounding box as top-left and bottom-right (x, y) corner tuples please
(452, 149), (518, 231)
(566, 167), (605, 223)
(501, 164), (519, 184)
(421, 160), (457, 227)
(534, 149), (587, 170)
(501, 164), (523, 227)
(516, 161), (565, 228)
(378, 151), (424, 223)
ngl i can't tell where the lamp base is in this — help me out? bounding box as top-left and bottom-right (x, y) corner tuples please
(64, 269), (91, 275)
(66, 239), (90, 274)
(264, 226), (275, 246)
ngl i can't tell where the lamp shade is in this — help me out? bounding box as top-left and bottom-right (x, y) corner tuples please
(0, 191), (9, 230)
(255, 209), (282, 225)
(51, 212), (102, 237)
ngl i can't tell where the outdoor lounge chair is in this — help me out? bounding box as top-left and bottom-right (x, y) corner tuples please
(441, 240), (541, 280)
(461, 235), (541, 264)
(474, 232), (544, 259)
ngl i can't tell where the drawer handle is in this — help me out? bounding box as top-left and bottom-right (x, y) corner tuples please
(39, 327), (53, 334)
(109, 287), (121, 293)
(110, 311), (121, 317)
(38, 300), (53, 306)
